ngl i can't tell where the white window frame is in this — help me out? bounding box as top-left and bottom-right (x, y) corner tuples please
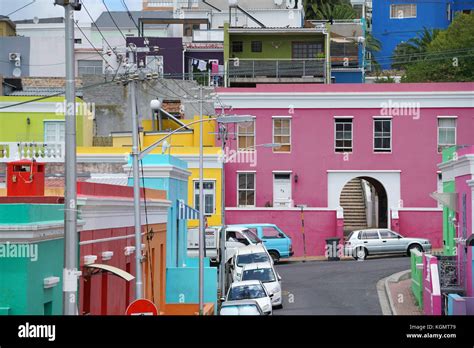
(43, 120), (65, 143)
(272, 116), (292, 153)
(193, 179), (216, 216)
(373, 118), (392, 153)
(334, 117), (353, 153)
(237, 119), (256, 151)
(390, 4), (417, 19)
(437, 116), (457, 153)
(237, 172), (256, 207)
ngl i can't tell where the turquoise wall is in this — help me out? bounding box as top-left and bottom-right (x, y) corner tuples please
(127, 155), (218, 311)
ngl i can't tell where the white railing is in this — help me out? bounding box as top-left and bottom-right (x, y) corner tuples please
(192, 30), (224, 42)
(0, 142), (65, 163)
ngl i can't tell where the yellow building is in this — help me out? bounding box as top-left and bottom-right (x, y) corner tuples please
(78, 115), (223, 227)
(0, 16), (16, 37)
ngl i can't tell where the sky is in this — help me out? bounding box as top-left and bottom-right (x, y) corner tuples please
(0, 0), (142, 23)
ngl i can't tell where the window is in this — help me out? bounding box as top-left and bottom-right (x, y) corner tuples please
(273, 118), (291, 152)
(438, 118), (456, 152)
(251, 41), (262, 53)
(262, 226), (284, 239)
(194, 181), (215, 216)
(237, 120), (255, 150)
(374, 118), (392, 152)
(390, 4), (417, 18)
(78, 60), (102, 75)
(44, 121), (65, 143)
(232, 41), (243, 53)
(335, 118), (352, 152)
(360, 231), (379, 240)
(238, 173), (255, 207)
(226, 231), (249, 245)
(292, 42), (323, 59)
(74, 38), (82, 44)
(379, 230), (398, 239)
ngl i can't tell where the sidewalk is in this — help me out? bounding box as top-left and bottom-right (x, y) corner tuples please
(378, 270), (423, 315)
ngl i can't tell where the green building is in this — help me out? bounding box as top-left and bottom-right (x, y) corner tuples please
(224, 22), (330, 86)
(441, 146), (458, 256)
(0, 203), (64, 315)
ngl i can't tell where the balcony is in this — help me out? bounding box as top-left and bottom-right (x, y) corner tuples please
(0, 142), (65, 163)
(227, 58), (326, 86)
(192, 30), (224, 42)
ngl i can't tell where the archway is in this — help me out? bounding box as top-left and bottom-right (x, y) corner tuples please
(339, 176), (388, 236)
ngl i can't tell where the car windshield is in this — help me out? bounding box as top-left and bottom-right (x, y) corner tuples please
(236, 252), (270, 266)
(228, 284), (266, 300)
(242, 268), (276, 283)
(242, 229), (262, 244)
(220, 305), (261, 315)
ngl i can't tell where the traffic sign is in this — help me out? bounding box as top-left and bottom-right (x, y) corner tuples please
(125, 299), (158, 316)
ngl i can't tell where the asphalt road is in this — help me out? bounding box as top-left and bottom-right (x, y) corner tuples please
(273, 256), (410, 315)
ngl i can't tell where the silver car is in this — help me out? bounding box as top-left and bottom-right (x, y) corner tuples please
(344, 229), (432, 260)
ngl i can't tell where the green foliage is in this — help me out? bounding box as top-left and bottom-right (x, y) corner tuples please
(366, 32), (382, 72)
(401, 13), (474, 82)
(392, 27), (440, 70)
(303, 0), (354, 20)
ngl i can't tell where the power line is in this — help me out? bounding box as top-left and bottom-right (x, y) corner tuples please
(81, 0), (117, 56)
(74, 20), (112, 68)
(102, 0), (126, 41)
(121, 0), (140, 33)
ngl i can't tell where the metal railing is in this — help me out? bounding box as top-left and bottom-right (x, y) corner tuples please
(228, 58), (326, 80)
(438, 255), (462, 290)
(0, 142), (65, 163)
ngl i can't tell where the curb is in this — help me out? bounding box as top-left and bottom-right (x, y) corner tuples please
(377, 269), (411, 315)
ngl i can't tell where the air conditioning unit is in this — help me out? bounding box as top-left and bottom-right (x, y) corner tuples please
(9, 53), (20, 61)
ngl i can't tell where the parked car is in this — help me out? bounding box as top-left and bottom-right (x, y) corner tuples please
(219, 299), (264, 315)
(231, 244), (273, 282)
(241, 262), (282, 308)
(344, 229), (432, 260)
(230, 223), (294, 263)
(222, 280), (273, 315)
(187, 226), (263, 264)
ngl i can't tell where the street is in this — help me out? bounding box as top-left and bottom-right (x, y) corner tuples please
(274, 256), (410, 315)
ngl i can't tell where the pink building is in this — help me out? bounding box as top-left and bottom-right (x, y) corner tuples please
(216, 83), (474, 256)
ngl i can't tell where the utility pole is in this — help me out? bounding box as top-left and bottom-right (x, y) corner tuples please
(198, 85), (204, 315)
(219, 123), (227, 300)
(56, 0), (81, 316)
(129, 45), (144, 300)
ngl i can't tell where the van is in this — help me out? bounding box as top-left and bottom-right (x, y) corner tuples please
(229, 224), (294, 263)
(187, 225), (263, 264)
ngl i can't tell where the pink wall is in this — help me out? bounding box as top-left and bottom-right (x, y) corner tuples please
(226, 209), (337, 256)
(423, 254), (442, 315)
(398, 210), (443, 249)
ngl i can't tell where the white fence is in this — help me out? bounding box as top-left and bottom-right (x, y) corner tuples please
(0, 142), (65, 163)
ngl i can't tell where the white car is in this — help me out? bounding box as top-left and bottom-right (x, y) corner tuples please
(241, 262), (282, 308)
(219, 300), (264, 315)
(223, 280), (273, 315)
(231, 244), (273, 282)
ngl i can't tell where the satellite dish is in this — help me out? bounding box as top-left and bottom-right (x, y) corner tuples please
(12, 68), (22, 77)
(286, 0), (295, 8)
(33, 17), (39, 24)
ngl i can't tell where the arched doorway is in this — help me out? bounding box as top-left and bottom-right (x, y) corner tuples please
(339, 176), (388, 236)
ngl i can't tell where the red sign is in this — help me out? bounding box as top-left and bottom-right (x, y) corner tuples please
(125, 299), (158, 316)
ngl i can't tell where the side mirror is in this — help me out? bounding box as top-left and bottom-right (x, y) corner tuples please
(220, 297), (226, 302)
(269, 293), (274, 298)
(277, 274), (282, 281)
(398, 235), (402, 239)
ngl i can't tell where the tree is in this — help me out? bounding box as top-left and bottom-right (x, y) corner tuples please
(392, 27), (440, 70)
(402, 13), (474, 82)
(366, 32), (382, 71)
(302, 0), (354, 20)
(316, 3), (357, 20)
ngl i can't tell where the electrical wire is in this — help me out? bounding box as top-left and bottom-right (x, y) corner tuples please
(121, 0), (140, 33)
(81, 0), (117, 56)
(102, 0), (127, 41)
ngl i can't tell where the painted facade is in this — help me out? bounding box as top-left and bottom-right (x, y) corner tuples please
(372, 0), (474, 69)
(216, 82), (474, 257)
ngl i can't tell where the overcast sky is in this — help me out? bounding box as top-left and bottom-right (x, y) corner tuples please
(0, 0), (142, 23)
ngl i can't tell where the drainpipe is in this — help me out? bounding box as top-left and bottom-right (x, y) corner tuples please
(325, 23), (331, 84)
(182, 46), (187, 81)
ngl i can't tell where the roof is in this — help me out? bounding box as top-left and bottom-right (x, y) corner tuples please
(8, 87), (83, 97)
(94, 10), (172, 28)
(0, 15), (16, 29)
(242, 262), (273, 271)
(235, 244), (267, 255)
(228, 27), (326, 35)
(14, 17), (64, 24)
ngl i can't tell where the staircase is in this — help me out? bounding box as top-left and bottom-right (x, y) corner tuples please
(340, 178), (368, 235)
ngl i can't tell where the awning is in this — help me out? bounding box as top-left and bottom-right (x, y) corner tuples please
(84, 264), (135, 282)
(430, 192), (458, 211)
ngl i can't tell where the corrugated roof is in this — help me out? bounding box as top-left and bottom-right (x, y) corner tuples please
(8, 87), (83, 97)
(94, 10), (173, 28)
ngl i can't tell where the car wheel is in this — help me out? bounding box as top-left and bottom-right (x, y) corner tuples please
(407, 244), (423, 256)
(354, 247), (367, 260)
(274, 303), (283, 309)
(269, 251), (280, 264)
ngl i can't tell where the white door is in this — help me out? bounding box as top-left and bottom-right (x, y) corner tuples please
(44, 121), (65, 143)
(273, 173), (291, 207)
